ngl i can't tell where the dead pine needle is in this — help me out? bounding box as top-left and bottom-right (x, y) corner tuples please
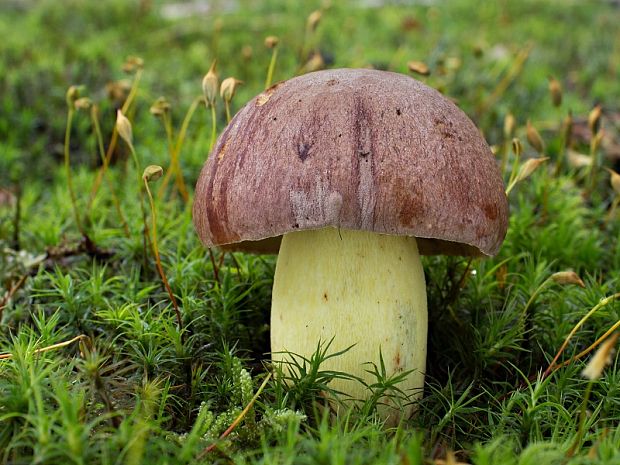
(554, 321), (620, 373)
(197, 372), (272, 459)
(0, 334), (89, 360)
(543, 292), (620, 378)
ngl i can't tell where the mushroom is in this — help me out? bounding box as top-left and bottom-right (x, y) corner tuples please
(193, 69), (508, 419)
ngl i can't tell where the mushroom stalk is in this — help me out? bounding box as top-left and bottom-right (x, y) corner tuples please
(271, 227), (427, 418)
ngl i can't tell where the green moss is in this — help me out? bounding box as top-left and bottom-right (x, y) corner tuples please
(1, 0), (620, 463)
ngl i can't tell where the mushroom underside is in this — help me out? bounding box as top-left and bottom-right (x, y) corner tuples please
(221, 234), (484, 256)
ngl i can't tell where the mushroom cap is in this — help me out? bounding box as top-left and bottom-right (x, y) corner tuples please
(193, 68), (508, 256)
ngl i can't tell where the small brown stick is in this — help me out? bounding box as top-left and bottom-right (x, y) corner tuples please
(496, 292), (620, 402)
(548, 320), (620, 374)
(0, 334), (88, 360)
(197, 371), (272, 459)
(542, 292), (620, 379)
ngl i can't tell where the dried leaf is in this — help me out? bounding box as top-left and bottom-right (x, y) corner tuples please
(256, 93), (271, 107)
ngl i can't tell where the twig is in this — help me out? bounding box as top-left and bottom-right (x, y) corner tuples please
(197, 372), (272, 459)
(496, 293), (620, 402)
(549, 319), (620, 373)
(543, 292), (620, 378)
(0, 334), (88, 360)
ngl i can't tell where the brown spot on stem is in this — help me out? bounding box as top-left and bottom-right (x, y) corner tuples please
(394, 352), (401, 370)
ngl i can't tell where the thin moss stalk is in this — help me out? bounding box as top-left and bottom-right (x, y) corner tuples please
(89, 68), (143, 202)
(264, 36), (279, 89)
(157, 96), (201, 201)
(543, 292), (620, 378)
(89, 105), (130, 237)
(475, 43), (532, 116)
(551, 322), (620, 374)
(143, 166), (183, 331)
(116, 110), (150, 267)
(155, 106), (177, 197)
(63, 100), (87, 238)
(566, 381), (594, 457)
(209, 104), (217, 153)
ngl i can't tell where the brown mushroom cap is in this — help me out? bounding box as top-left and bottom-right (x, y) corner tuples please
(193, 68), (508, 256)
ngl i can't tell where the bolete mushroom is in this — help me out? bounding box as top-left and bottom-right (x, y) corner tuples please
(193, 68), (508, 419)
